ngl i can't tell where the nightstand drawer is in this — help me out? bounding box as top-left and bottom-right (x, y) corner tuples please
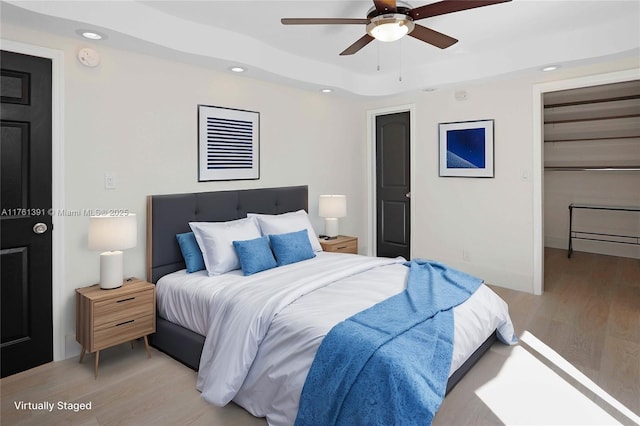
(94, 289), (154, 327)
(329, 239), (357, 253)
(320, 236), (358, 254)
(93, 314), (154, 351)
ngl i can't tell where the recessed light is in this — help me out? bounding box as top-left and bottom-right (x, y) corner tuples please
(83, 32), (102, 40)
(76, 30), (105, 40)
(541, 65), (560, 72)
(320, 88), (333, 93)
(230, 66), (245, 73)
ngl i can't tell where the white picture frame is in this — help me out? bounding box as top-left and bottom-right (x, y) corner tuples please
(198, 105), (259, 181)
(439, 119), (494, 178)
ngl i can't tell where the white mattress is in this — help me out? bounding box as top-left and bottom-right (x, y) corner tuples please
(156, 252), (514, 425)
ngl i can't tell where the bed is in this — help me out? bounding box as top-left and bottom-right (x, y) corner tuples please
(146, 185), (515, 425)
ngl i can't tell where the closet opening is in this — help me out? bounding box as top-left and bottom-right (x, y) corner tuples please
(542, 79), (640, 291)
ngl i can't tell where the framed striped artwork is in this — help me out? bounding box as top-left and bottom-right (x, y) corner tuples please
(198, 105), (260, 181)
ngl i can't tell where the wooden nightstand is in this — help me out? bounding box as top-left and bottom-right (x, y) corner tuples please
(320, 235), (358, 254)
(75, 278), (155, 378)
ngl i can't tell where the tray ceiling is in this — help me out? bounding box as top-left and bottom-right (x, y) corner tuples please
(2, 0), (639, 96)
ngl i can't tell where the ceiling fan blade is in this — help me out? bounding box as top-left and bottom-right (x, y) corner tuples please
(373, 0), (397, 13)
(281, 18), (369, 25)
(340, 34), (375, 56)
(409, 0), (511, 21)
(409, 24), (458, 49)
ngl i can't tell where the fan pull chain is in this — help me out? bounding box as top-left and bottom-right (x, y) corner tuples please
(377, 41), (380, 71)
(398, 39), (403, 82)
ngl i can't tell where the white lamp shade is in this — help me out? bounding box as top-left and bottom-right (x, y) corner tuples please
(319, 195), (347, 218)
(88, 214), (137, 251)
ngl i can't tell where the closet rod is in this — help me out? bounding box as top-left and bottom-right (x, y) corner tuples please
(544, 166), (640, 171)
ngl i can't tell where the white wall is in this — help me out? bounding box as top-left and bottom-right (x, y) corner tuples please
(544, 140), (640, 259)
(364, 59), (640, 294)
(365, 80), (535, 292)
(545, 172), (640, 258)
(1, 23), (369, 359)
(419, 80), (535, 290)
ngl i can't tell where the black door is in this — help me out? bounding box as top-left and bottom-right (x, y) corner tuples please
(1, 50), (53, 377)
(376, 111), (410, 258)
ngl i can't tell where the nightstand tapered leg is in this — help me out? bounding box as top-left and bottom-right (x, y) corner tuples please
(143, 335), (151, 359)
(79, 347), (86, 363)
(94, 351), (100, 379)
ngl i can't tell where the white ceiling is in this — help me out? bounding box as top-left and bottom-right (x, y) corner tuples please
(2, 0), (639, 97)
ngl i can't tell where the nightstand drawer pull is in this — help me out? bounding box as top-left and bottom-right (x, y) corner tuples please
(116, 319), (135, 327)
(94, 290), (154, 327)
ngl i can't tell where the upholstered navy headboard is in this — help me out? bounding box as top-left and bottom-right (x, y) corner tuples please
(146, 185), (309, 283)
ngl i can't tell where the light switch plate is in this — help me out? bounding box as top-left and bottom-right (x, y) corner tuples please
(104, 172), (116, 189)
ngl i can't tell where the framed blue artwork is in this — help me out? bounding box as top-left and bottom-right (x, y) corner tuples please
(438, 119), (494, 178)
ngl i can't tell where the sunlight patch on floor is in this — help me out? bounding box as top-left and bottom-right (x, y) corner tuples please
(475, 334), (626, 425)
(520, 331), (639, 425)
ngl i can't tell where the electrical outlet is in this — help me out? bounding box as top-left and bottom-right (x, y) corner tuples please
(462, 249), (471, 262)
(104, 172), (116, 189)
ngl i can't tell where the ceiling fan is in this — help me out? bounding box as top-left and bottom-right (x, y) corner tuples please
(281, 0), (511, 56)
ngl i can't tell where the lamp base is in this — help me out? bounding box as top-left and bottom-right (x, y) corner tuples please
(324, 218), (339, 239)
(99, 251), (124, 289)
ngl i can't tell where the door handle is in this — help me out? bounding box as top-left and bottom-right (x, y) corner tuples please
(405, 192), (411, 199)
(33, 223), (48, 234)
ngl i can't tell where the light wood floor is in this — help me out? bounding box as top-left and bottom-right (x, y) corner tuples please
(2, 248), (638, 425)
(437, 248), (639, 425)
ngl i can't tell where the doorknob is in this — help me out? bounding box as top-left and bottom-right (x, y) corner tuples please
(405, 192), (411, 199)
(33, 223), (48, 234)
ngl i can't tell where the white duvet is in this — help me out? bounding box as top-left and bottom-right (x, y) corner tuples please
(156, 252), (515, 426)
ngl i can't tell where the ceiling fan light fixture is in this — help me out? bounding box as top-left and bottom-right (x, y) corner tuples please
(366, 14), (415, 42)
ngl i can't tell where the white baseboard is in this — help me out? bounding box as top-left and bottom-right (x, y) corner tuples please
(65, 333), (82, 359)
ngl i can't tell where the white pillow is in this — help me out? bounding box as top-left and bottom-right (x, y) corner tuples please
(189, 218), (262, 276)
(248, 209), (322, 252)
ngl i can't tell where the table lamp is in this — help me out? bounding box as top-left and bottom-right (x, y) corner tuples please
(88, 214), (137, 289)
(319, 195), (347, 239)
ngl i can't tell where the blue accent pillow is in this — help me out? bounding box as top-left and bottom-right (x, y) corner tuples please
(232, 235), (277, 276)
(176, 232), (205, 273)
(269, 229), (316, 267)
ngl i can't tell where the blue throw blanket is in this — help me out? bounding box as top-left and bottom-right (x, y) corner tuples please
(295, 260), (482, 426)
